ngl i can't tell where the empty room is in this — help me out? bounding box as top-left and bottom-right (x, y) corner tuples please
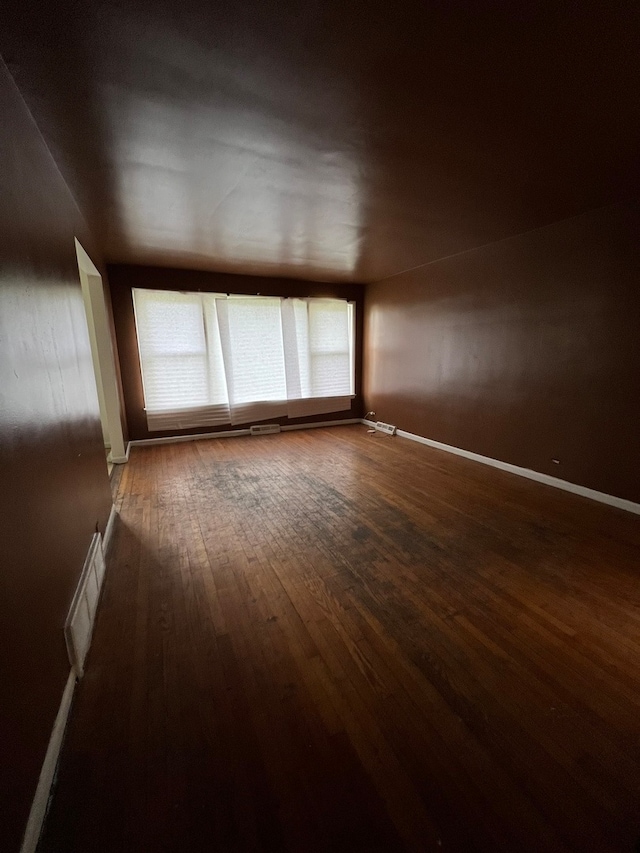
(1, 1), (639, 851)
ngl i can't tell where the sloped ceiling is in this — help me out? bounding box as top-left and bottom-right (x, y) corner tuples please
(1, 0), (638, 282)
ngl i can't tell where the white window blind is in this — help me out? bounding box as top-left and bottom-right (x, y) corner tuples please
(132, 290), (231, 430)
(132, 289), (356, 431)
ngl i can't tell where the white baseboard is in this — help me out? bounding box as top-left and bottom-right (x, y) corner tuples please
(20, 670), (76, 853)
(129, 428), (250, 447)
(361, 419), (640, 515)
(103, 503), (117, 556)
(127, 418), (361, 449)
(280, 418), (360, 432)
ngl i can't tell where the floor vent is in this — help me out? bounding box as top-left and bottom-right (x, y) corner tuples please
(375, 421), (397, 435)
(64, 532), (106, 678)
(250, 424), (281, 436)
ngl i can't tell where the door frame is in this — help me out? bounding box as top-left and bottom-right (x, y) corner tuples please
(75, 239), (127, 463)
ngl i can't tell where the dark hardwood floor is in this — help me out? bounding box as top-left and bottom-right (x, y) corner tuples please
(40, 425), (640, 852)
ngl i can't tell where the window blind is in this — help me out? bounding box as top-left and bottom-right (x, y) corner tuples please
(132, 289), (355, 431)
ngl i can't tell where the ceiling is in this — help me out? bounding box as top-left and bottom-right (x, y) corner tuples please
(1, 0), (638, 282)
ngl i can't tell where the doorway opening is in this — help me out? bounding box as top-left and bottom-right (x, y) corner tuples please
(75, 239), (127, 471)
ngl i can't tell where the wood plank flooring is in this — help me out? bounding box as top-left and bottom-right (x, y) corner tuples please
(40, 425), (640, 852)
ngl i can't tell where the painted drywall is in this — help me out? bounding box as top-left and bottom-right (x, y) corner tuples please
(0, 59), (113, 851)
(364, 202), (640, 504)
(107, 264), (364, 440)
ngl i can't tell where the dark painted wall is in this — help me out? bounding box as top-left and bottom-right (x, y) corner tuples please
(365, 202), (640, 504)
(108, 264), (364, 440)
(0, 61), (113, 850)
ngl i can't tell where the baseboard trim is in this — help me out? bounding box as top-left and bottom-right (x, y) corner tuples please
(20, 670), (76, 853)
(130, 428), (250, 447)
(361, 419), (640, 515)
(103, 503), (117, 556)
(128, 419), (361, 449)
(280, 418), (360, 432)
